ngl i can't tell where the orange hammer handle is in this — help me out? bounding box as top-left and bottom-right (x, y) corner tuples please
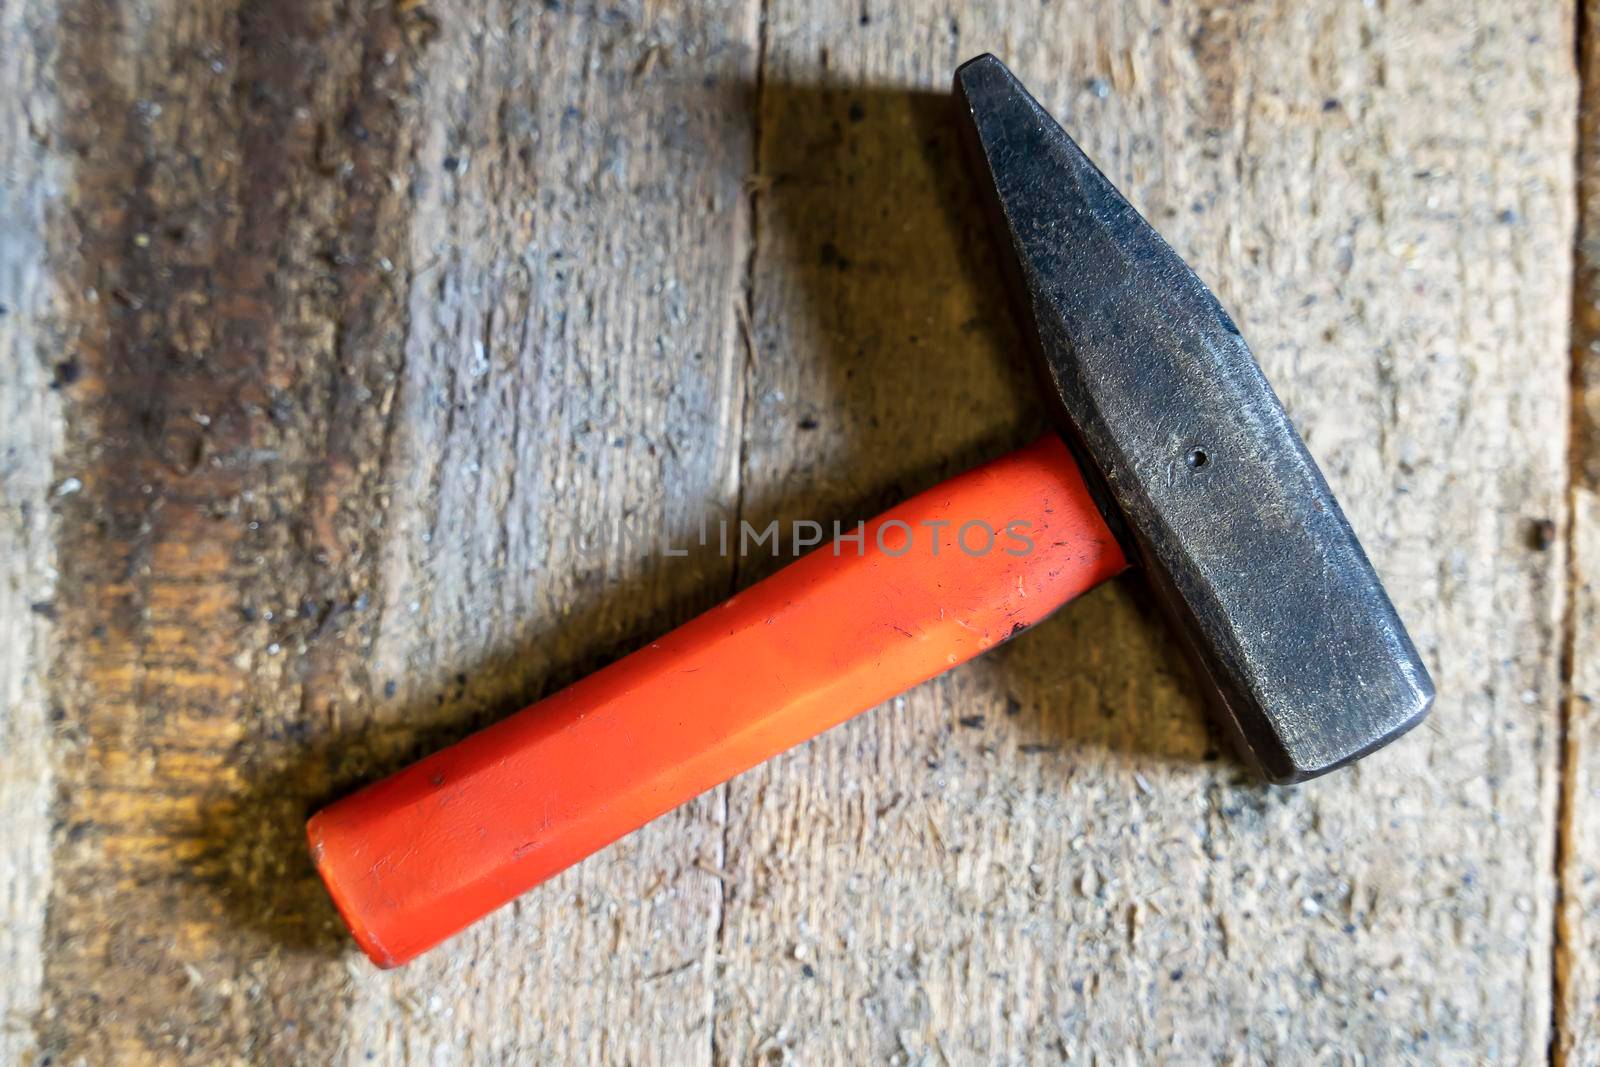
(308, 434), (1126, 966)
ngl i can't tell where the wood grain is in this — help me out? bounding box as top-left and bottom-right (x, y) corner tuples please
(34, 0), (432, 1061)
(1562, 3), (1600, 1061)
(18, 0), (759, 1062)
(0, 0), (1584, 1063)
(334, 2), (757, 1062)
(1563, 491), (1600, 1064)
(0, 0), (65, 1061)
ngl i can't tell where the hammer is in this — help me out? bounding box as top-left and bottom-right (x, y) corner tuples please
(307, 55), (1433, 967)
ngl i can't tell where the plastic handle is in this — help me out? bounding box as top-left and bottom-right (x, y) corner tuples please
(308, 434), (1126, 966)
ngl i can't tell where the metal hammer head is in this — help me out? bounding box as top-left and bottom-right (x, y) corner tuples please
(954, 55), (1433, 783)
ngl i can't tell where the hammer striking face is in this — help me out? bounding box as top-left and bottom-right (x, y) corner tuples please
(307, 56), (1432, 967)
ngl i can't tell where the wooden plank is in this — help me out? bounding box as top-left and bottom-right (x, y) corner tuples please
(1562, 492), (1600, 1064)
(334, 2), (758, 1063)
(32, 1), (436, 1061)
(719, 2), (1573, 1062)
(1561, 4), (1600, 1060)
(29, 0), (758, 1062)
(0, 1), (65, 1062)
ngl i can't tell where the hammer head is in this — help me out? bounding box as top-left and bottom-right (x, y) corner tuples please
(955, 55), (1433, 783)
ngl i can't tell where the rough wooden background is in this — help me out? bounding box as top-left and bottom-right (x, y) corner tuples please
(1566, 3), (1600, 1064)
(0, 0), (1590, 1063)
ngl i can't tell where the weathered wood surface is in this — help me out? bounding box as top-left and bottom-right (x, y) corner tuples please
(1563, 4), (1600, 1063)
(1565, 491), (1600, 1066)
(0, 0), (1585, 1063)
(1, 1), (65, 1062)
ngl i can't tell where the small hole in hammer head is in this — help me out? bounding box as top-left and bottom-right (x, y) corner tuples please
(1186, 448), (1209, 470)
